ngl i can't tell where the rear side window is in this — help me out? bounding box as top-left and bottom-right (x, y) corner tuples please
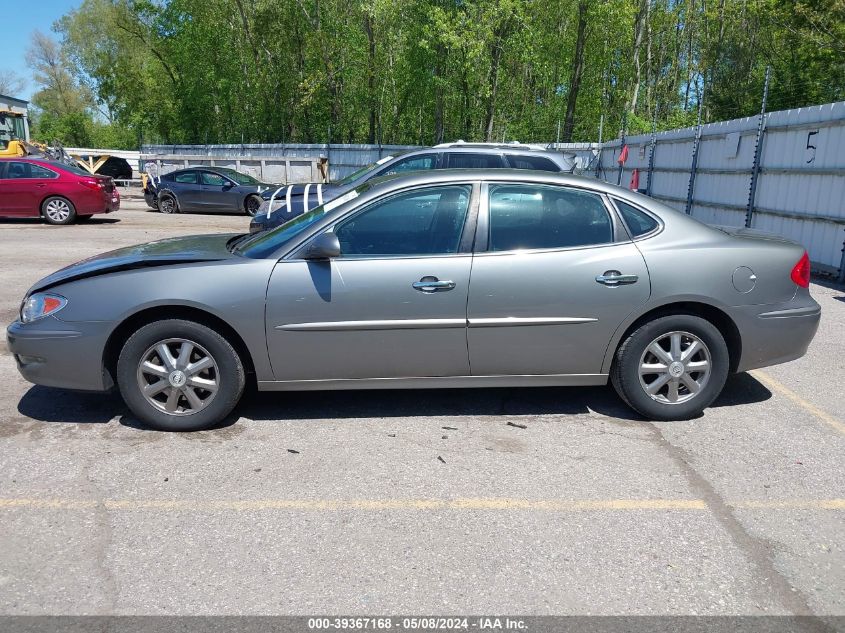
(174, 171), (197, 184)
(447, 153), (505, 169)
(505, 155), (559, 172)
(614, 199), (659, 237)
(488, 184), (612, 251)
(29, 164), (58, 179)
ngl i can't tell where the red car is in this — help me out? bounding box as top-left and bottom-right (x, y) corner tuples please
(0, 157), (120, 225)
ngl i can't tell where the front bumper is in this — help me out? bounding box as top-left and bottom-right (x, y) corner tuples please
(6, 318), (113, 391)
(732, 297), (821, 372)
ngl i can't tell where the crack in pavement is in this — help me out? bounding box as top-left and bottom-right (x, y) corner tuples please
(645, 422), (835, 632)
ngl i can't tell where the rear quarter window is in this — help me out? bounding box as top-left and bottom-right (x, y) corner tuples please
(613, 199), (659, 237)
(505, 155), (560, 171)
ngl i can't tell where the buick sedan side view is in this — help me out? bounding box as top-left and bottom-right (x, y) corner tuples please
(7, 170), (819, 431)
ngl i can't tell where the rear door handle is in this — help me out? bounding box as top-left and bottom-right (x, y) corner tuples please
(413, 277), (456, 293)
(595, 271), (639, 286)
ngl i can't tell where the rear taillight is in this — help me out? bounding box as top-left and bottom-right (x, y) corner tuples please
(790, 251), (811, 288)
(78, 177), (104, 190)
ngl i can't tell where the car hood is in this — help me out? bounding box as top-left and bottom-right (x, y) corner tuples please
(29, 233), (239, 294)
(260, 182), (340, 200)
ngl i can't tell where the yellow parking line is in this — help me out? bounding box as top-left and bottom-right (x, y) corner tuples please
(0, 497), (841, 512)
(750, 369), (845, 435)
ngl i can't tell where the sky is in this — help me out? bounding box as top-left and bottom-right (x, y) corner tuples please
(1, 0), (83, 101)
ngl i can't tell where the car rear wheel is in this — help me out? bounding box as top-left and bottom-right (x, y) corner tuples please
(158, 194), (177, 214)
(611, 314), (729, 421)
(117, 319), (245, 431)
(245, 194), (262, 216)
(42, 196), (77, 225)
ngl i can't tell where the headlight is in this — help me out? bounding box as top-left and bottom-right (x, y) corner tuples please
(21, 293), (68, 323)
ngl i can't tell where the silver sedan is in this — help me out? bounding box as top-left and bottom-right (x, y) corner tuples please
(7, 170), (820, 431)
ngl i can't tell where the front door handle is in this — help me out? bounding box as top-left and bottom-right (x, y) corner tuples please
(595, 270), (639, 286)
(413, 277), (456, 293)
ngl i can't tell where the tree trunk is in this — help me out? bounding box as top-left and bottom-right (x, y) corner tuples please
(363, 13), (377, 144)
(433, 42), (445, 144)
(483, 10), (516, 142)
(628, 0), (649, 115)
(562, 0), (588, 143)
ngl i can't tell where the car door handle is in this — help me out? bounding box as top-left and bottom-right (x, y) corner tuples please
(413, 278), (456, 293)
(595, 271), (639, 286)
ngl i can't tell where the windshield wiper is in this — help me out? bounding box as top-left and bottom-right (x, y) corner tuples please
(225, 234), (251, 252)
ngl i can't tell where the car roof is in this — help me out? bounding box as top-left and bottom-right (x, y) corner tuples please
(365, 168), (611, 194)
(403, 145), (561, 158)
(0, 157), (66, 167)
(433, 141), (549, 151)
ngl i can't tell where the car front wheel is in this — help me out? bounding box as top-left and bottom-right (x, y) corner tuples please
(245, 194), (262, 216)
(611, 314), (729, 421)
(116, 319), (245, 431)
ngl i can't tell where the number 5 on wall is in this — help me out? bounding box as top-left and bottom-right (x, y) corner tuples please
(806, 130), (818, 164)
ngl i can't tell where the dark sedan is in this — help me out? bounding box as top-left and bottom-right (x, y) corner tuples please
(144, 167), (277, 216)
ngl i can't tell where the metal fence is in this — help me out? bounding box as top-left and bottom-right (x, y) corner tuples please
(140, 142), (601, 182)
(596, 101), (845, 281)
(140, 143), (420, 182)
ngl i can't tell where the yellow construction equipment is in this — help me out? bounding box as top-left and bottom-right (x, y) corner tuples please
(0, 108), (31, 157)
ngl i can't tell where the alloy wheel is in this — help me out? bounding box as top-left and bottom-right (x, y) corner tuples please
(136, 338), (219, 416)
(45, 199), (71, 223)
(638, 331), (712, 405)
(160, 197), (176, 213)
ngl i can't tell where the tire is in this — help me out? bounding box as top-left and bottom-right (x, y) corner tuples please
(116, 319), (245, 431)
(42, 196), (77, 225)
(610, 314), (729, 421)
(244, 194), (262, 217)
(158, 194), (178, 214)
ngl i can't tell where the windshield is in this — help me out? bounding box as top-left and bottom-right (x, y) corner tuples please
(214, 167), (259, 185)
(335, 155), (394, 186)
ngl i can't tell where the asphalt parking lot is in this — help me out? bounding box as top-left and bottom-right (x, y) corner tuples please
(0, 198), (843, 616)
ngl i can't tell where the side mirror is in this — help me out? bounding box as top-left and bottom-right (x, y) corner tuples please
(304, 232), (341, 260)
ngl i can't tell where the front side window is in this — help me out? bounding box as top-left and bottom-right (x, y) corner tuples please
(174, 171), (197, 184)
(335, 185), (471, 257)
(379, 155), (436, 176)
(488, 184), (612, 251)
(215, 168), (258, 185)
(201, 172), (227, 186)
(447, 153), (505, 169)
